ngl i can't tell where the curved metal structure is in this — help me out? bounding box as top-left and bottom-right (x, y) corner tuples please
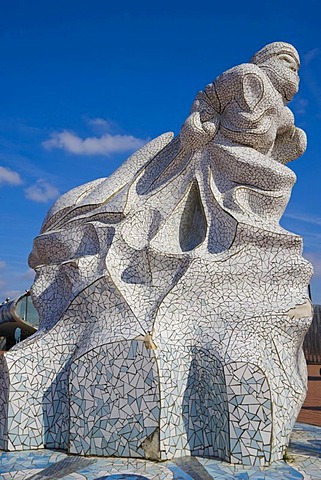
(0, 292), (38, 348)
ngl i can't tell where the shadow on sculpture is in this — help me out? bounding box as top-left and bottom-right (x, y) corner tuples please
(0, 355), (9, 451)
(182, 350), (229, 460)
(43, 360), (71, 450)
(0, 41), (313, 466)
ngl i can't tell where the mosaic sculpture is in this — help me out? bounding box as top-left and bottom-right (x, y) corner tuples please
(0, 42), (313, 466)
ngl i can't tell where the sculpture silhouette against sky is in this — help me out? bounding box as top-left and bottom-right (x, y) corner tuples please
(0, 42), (313, 466)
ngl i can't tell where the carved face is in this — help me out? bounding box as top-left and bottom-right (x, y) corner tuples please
(258, 53), (300, 102)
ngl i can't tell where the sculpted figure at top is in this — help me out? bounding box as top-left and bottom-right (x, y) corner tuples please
(183, 42), (305, 159)
(0, 42), (313, 467)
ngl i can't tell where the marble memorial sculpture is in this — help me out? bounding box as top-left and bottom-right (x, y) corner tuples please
(0, 42), (313, 466)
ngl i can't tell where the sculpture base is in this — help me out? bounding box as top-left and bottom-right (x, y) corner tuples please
(0, 423), (320, 479)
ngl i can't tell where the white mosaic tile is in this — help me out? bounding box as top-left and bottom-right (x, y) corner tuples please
(0, 42), (313, 466)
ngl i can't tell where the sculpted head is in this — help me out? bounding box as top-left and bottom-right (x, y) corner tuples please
(250, 41), (300, 101)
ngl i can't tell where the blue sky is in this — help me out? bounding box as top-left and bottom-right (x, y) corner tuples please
(0, 0), (321, 303)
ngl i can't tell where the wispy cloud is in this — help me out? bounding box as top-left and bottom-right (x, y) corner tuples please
(18, 268), (35, 282)
(284, 212), (321, 227)
(291, 97), (308, 116)
(303, 48), (320, 66)
(0, 266), (34, 301)
(84, 117), (122, 135)
(0, 166), (23, 186)
(301, 48), (321, 111)
(305, 252), (321, 278)
(87, 117), (112, 129)
(25, 180), (59, 203)
(0, 289), (22, 301)
(0, 260), (6, 269)
(42, 130), (148, 156)
(282, 212), (321, 251)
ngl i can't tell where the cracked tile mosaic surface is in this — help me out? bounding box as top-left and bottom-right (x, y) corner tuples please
(0, 42), (313, 465)
(0, 423), (321, 479)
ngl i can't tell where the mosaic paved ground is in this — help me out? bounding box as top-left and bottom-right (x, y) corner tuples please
(0, 423), (320, 479)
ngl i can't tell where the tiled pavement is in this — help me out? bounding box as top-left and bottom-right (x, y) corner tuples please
(0, 423), (320, 480)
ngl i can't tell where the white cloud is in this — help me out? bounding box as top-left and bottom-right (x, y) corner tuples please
(0, 266), (35, 302)
(25, 180), (59, 203)
(303, 48), (320, 66)
(292, 97), (308, 116)
(305, 252), (321, 278)
(18, 268), (35, 282)
(1, 289), (22, 301)
(0, 260), (6, 269)
(284, 212), (321, 227)
(42, 130), (148, 156)
(0, 166), (22, 186)
(87, 117), (111, 129)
